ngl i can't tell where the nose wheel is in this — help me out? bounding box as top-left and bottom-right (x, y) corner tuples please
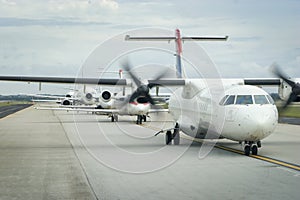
(136, 115), (147, 124)
(111, 114), (118, 122)
(165, 123), (180, 145)
(243, 141), (260, 156)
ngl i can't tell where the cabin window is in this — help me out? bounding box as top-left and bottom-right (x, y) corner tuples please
(266, 95), (275, 104)
(236, 95), (253, 105)
(224, 95), (235, 105)
(219, 95), (229, 105)
(254, 95), (269, 104)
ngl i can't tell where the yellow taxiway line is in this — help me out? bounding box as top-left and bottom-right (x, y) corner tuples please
(216, 144), (300, 171)
(143, 124), (300, 172)
(183, 134), (300, 172)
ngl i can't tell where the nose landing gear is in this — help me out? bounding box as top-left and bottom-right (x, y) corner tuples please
(243, 141), (260, 156)
(136, 115), (147, 124)
(165, 123), (180, 145)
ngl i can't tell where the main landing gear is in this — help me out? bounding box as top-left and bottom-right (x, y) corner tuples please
(111, 114), (118, 122)
(165, 123), (180, 145)
(243, 141), (261, 156)
(136, 115), (146, 124)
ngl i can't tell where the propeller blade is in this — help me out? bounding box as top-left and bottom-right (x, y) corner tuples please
(148, 68), (170, 89)
(282, 93), (297, 109)
(129, 91), (140, 103)
(271, 63), (300, 110)
(145, 93), (155, 105)
(271, 63), (295, 87)
(122, 60), (141, 86)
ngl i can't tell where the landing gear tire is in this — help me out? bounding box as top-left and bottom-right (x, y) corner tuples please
(173, 123), (180, 145)
(251, 145), (258, 155)
(111, 114), (118, 122)
(143, 115), (147, 122)
(136, 115), (143, 124)
(244, 145), (251, 156)
(257, 141), (261, 148)
(166, 131), (172, 145)
(114, 115), (118, 122)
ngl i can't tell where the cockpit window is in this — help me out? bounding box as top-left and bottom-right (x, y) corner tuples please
(254, 95), (269, 104)
(219, 95), (229, 105)
(236, 95), (253, 105)
(224, 95), (235, 105)
(266, 95), (275, 104)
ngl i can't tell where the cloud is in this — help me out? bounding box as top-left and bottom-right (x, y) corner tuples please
(1, 0), (16, 5)
(0, 0), (300, 95)
(98, 0), (118, 10)
(0, 17), (111, 26)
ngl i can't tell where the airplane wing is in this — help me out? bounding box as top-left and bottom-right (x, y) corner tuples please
(35, 106), (119, 115)
(148, 109), (169, 113)
(243, 78), (281, 86)
(0, 76), (186, 86)
(0, 75), (287, 87)
(36, 104), (100, 109)
(0, 76), (128, 85)
(21, 93), (66, 99)
(31, 99), (61, 103)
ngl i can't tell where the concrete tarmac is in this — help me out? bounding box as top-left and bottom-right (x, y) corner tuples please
(56, 110), (300, 200)
(0, 107), (96, 200)
(0, 107), (300, 200)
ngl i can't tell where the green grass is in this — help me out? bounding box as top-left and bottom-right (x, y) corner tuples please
(278, 105), (300, 118)
(0, 101), (32, 107)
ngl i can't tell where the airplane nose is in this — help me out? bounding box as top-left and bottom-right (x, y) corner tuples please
(239, 106), (277, 140)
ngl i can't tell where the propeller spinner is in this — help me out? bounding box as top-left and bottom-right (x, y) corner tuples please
(271, 63), (300, 109)
(122, 60), (167, 105)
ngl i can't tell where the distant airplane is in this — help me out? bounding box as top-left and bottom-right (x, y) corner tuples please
(29, 86), (98, 106)
(36, 63), (171, 124)
(0, 29), (299, 156)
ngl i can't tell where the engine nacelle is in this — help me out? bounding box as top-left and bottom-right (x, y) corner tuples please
(278, 78), (300, 101)
(98, 90), (113, 108)
(61, 98), (72, 105)
(100, 90), (112, 102)
(80, 92), (95, 105)
(65, 91), (74, 98)
(278, 80), (292, 101)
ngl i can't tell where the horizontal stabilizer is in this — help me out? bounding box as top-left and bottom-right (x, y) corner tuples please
(125, 35), (228, 41)
(181, 36), (228, 41)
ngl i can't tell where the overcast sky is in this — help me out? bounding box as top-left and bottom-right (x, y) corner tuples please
(0, 0), (299, 94)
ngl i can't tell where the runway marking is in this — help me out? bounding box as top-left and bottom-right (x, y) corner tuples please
(144, 124), (300, 172)
(215, 145), (300, 171)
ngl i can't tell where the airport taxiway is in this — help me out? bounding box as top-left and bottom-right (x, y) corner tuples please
(0, 107), (300, 200)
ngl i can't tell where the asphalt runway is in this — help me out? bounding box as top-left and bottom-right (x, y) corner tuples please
(0, 104), (32, 118)
(0, 107), (300, 200)
(279, 117), (300, 125)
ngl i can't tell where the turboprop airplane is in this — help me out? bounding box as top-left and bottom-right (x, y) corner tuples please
(0, 29), (299, 156)
(126, 29), (300, 156)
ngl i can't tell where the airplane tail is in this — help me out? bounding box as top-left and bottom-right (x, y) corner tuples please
(175, 29), (183, 78)
(125, 29), (228, 79)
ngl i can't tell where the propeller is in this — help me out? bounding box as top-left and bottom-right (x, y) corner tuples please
(122, 60), (168, 105)
(271, 63), (300, 109)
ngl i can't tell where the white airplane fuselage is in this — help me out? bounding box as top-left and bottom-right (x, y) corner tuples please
(169, 80), (278, 142)
(112, 94), (151, 116)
